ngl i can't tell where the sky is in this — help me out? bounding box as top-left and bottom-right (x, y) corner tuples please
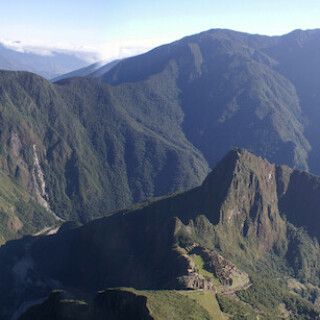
(1, 0), (320, 62)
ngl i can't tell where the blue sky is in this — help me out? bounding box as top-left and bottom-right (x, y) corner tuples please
(1, 0), (320, 61)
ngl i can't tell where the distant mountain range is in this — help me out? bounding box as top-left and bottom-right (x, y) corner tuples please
(0, 43), (93, 79)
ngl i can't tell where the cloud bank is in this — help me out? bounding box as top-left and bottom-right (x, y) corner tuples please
(0, 37), (174, 63)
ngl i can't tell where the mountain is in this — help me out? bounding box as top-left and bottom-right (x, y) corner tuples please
(0, 43), (92, 79)
(3, 29), (320, 238)
(98, 28), (320, 174)
(2, 149), (320, 319)
(0, 70), (208, 237)
(4, 27), (320, 319)
(3, 28), (320, 240)
(51, 59), (120, 82)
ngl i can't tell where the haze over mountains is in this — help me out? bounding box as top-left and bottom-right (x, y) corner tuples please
(2, 28), (320, 318)
(0, 42), (94, 79)
(51, 59), (121, 82)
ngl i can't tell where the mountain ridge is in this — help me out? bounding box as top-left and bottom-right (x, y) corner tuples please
(97, 28), (316, 172)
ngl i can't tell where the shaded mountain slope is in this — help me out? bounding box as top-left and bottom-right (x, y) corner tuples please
(18, 288), (216, 320)
(0, 71), (208, 227)
(254, 29), (320, 174)
(99, 28), (320, 172)
(2, 149), (320, 319)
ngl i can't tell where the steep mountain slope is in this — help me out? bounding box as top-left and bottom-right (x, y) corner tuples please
(99, 28), (320, 173)
(0, 43), (91, 79)
(0, 172), (57, 245)
(3, 29), (320, 239)
(0, 70), (208, 228)
(2, 149), (320, 319)
(257, 29), (320, 174)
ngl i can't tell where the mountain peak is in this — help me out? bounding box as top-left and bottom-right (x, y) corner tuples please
(199, 148), (283, 252)
(202, 148), (268, 191)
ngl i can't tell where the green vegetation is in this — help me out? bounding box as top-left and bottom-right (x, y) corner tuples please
(102, 29), (312, 172)
(179, 290), (224, 320)
(237, 276), (319, 319)
(19, 289), (213, 320)
(5, 26), (320, 318)
(0, 172), (56, 243)
(2, 28), (320, 238)
(0, 70), (209, 229)
(191, 254), (214, 278)
(216, 294), (260, 319)
(137, 289), (212, 320)
(3, 149), (320, 319)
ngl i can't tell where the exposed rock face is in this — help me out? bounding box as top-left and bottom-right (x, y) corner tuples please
(213, 149), (287, 254)
(30, 145), (62, 221)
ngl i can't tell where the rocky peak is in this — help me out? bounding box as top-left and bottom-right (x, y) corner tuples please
(198, 148), (286, 253)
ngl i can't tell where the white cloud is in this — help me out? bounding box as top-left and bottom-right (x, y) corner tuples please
(0, 37), (101, 63)
(0, 37), (175, 64)
(98, 37), (174, 62)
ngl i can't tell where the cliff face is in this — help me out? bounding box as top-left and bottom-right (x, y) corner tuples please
(198, 149), (287, 254)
